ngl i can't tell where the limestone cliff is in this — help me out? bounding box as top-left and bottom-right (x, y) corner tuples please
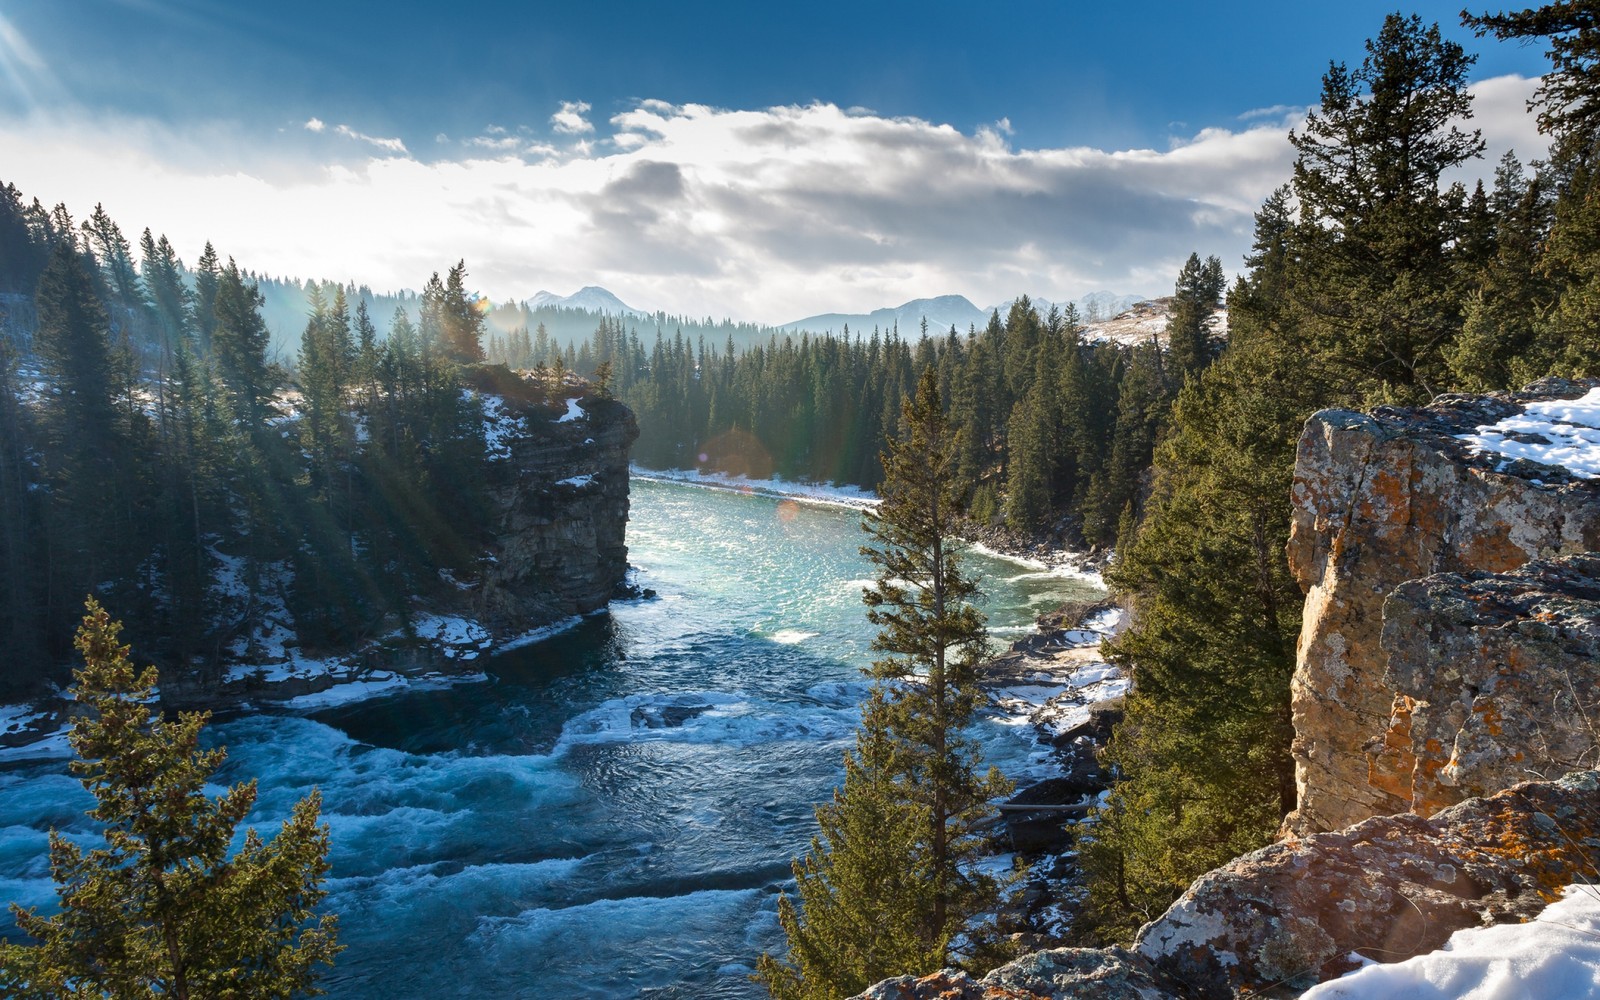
(470, 386), (638, 629)
(1284, 378), (1600, 834)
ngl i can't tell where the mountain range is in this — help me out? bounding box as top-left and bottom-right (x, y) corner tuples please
(520, 286), (1148, 334)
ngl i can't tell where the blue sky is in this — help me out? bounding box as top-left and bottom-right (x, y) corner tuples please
(0, 1), (1557, 322)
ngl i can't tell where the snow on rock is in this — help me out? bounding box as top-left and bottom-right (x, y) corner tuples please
(1458, 386), (1600, 478)
(1302, 884), (1600, 1000)
(0, 703), (49, 738)
(480, 393), (530, 460)
(556, 397), (586, 423)
(556, 474), (594, 488)
(409, 614), (491, 659)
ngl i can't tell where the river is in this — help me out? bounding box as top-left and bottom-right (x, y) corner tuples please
(0, 477), (1103, 998)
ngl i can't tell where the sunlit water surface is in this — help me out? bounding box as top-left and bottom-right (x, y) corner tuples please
(0, 478), (1101, 998)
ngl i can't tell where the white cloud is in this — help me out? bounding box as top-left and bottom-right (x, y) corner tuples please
(0, 78), (1550, 324)
(467, 134), (522, 151)
(303, 117), (325, 133)
(551, 100), (594, 135)
(333, 123), (407, 154)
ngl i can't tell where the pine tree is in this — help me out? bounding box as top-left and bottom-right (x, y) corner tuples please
(1289, 12), (1484, 400)
(860, 367), (1010, 959)
(754, 692), (941, 1000)
(0, 600), (340, 998)
(758, 369), (1010, 998)
(439, 260), (485, 363)
(212, 258), (273, 426)
(191, 242), (221, 355)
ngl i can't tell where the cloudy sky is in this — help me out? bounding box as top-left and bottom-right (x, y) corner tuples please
(0, 1), (1555, 324)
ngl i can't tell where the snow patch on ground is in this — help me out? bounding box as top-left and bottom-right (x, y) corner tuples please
(0, 703), (49, 737)
(282, 671), (489, 710)
(1302, 883), (1600, 999)
(630, 465), (880, 511)
(965, 541), (1105, 585)
(1458, 387), (1600, 478)
(557, 398), (586, 423)
(984, 612), (1127, 739)
(0, 729), (73, 762)
(409, 615), (491, 659)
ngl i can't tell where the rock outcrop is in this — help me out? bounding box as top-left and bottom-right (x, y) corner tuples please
(1376, 554), (1600, 817)
(1285, 379), (1600, 834)
(472, 387), (638, 629)
(850, 772), (1600, 1000)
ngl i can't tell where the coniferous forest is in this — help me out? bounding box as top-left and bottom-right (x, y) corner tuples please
(2, 1), (1600, 976)
(0, 195), (539, 695)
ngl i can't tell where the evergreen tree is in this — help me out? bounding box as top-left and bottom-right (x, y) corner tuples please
(0, 601), (341, 998)
(1166, 252), (1224, 383)
(212, 258), (273, 425)
(1289, 13), (1484, 400)
(759, 369), (1010, 998)
(754, 692), (941, 1000)
(191, 242), (221, 355)
(438, 260), (485, 363)
(859, 367), (1010, 959)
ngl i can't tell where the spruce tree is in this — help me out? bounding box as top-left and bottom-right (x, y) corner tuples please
(758, 369), (1010, 998)
(1289, 12), (1484, 400)
(0, 600), (340, 998)
(754, 693), (941, 1000)
(860, 367), (1011, 959)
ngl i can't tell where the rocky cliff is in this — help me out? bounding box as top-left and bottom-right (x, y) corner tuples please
(470, 381), (638, 629)
(1376, 554), (1600, 817)
(1284, 378), (1600, 834)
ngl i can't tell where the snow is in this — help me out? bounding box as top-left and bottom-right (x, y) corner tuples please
(0, 729), (73, 763)
(1302, 884), (1600, 999)
(967, 541), (1105, 585)
(630, 465), (880, 511)
(409, 614), (491, 658)
(984, 608), (1128, 740)
(479, 393), (530, 461)
(1457, 387), (1600, 479)
(557, 398), (586, 423)
(0, 703), (48, 737)
(498, 615), (585, 651)
(556, 474), (595, 488)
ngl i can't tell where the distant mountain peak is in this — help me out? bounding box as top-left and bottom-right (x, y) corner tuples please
(526, 286), (646, 317)
(780, 295), (987, 335)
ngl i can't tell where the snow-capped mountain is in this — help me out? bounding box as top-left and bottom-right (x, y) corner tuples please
(526, 286), (648, 317)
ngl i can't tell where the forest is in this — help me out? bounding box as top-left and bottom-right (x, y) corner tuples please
(0, 197), (551, 694)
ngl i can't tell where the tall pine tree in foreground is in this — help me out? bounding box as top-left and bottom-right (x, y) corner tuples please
(757, 369), (1010, 1000)
(0, 600), (341, 999)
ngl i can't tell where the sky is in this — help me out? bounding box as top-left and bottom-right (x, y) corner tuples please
(0, 1), (1559, 324)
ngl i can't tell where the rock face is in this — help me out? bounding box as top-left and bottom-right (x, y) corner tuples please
(1134, 771), (1600, 998)
(1284, 378), (1600, 834)
(1377, 555), (1600, 816)
(472, 389), (638, 630)
(851, 772), (1600, 1000)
